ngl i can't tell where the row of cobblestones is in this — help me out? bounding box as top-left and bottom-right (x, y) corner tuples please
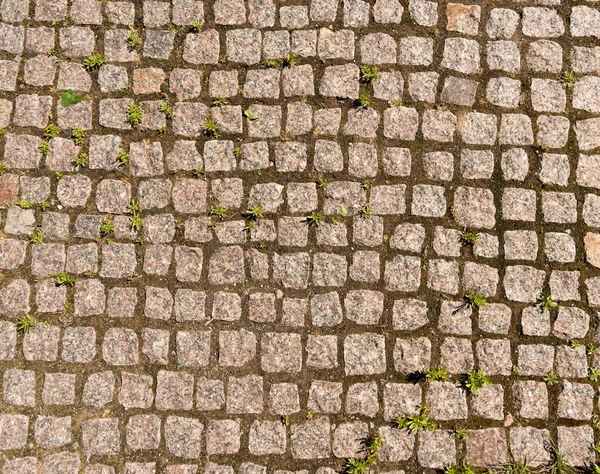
(1, 0), (600, 473)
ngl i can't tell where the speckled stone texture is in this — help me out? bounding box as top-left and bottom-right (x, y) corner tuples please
(0, 0), (599, 472)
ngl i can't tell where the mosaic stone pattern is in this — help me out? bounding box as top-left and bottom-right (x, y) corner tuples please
(1, 0), (600, 473)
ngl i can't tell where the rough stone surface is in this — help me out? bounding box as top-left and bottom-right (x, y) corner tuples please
(0, 4), (594, 471)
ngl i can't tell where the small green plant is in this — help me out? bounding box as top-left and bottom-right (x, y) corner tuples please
(589, 367), (600, 382)
(54, 272), (76, 286)
(356, 90), (371, 108)
(340, 205), (348, 217)
(499, 460), (534, 474)
(592, 464), (600, 474)
(17, 200), (34, 209)
(71, 127), (84, 145)
(317, 176), (329, 189)
(117, 150), (129, 166)
(361, 180), (373, 191)
(74, 152), (88, 167)
(455, 428), (467, 440)
(594, 412), (600, 429)
(0, 162), (6, 175)
(589, 345), (598, 356)
(55, 172), (63, 180)
(38, 140), (49, 155)
(571, 340), (583, 349)
(282, 52), (296, 68)
(204, 118), (220, 137)
(128, 103), (143, 125)
(209, 205), (228, 220)
(544, 371), (559, 386)
(30, 229), (43, 244)
(464, 292), (487, 308)
(128, 199), (142, 214)
(40, 201), (50, 211)
(560, 70), (577, 88)
(130, 214), (144, 231)
(16, 315), (35, 333)
(159, 102), (173, 119)
(244, 204), (264, 220)
(461, 231), (479, 245)
(60, 89), (85, 107)
(212, 96), (229, 106)
(101, 216), (115, 236)
(126, 29), (141, 48)
(190, 20), (202, 32)
(360, 203), (372, 219)
(546, 443), (578, 474)
(83, 52), (104, 71)
(464, 369), (490, 393)
(193, 166), (205, 178)
(345, 458), (369, 474)
(306, 212), (325, 227)
(360, 65), (378, 85)
(396, 404), (437, 434)
(43, 124), (59, 139)
(388, 98), (403, 107)
(266, 58), (279, 68)
(244, 108), (260, 120)
(425, 367), (449, 382)
(281, 414), (290, 427)
(445, 459), (476, 474)
(536, 295), (557, 312)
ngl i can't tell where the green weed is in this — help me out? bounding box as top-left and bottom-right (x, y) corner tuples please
(396, 404), (437, 434)
(30, 229), (43, 244)
(360, 203), (372, 219)
(204, 118), (220, 137)
(360, 65), (378, 85)
(83, 52), (104, 71)
(306, 212), (325, 227)
(536, 295), (557, 312)
(43, 124), (59, 139)
(356, 91), (371, 108)
(75, 153), (89, 167)
(116, 150), (129, 166)
(461, 231), (479, 245)
(544, 371), (559, 386)
(464, 369), (491, 393)
(425, 367), (449, 382)
(159, 102), (173, 119)
(212, 96), (229, 106)
(16, 315), (35, 333)
(127, 103), (143, 125)
(17, 200), (34, 209)
(317, 176), (329, 189)
(127, 30), (141, 48)
(71, 127), (84, 145)
(209, 205), (228, 220)
(445, 459), (476, 474)
(101, 216), (115, 236)
(244, 204), (264, 220)
(464, 292), (487, 308)
(38, 140), (49, 155)
(282, 52), (296, 68)
(54, 272), (76, 286)
(244, 108), (260, 120)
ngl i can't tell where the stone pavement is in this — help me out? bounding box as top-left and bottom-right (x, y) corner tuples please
(1, 0), (600, 472)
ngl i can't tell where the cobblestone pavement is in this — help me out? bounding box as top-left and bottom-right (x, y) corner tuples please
(2, 0), (600, 473)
